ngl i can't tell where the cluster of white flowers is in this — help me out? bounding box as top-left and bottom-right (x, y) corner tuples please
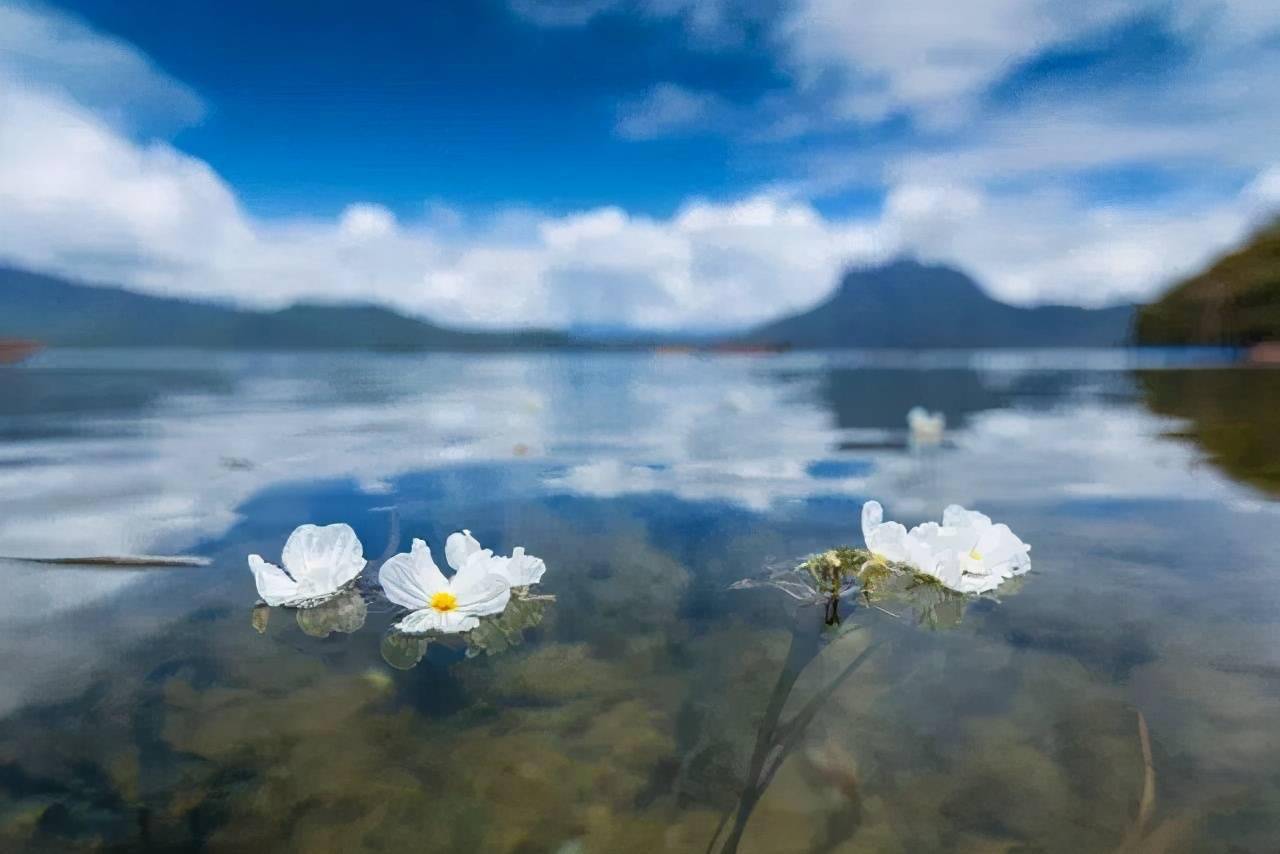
(248, 524), (547, 635)
(861, 500), (1030, 594)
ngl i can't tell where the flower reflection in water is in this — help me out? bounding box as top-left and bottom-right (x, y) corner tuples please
(295, 588), (369, 638)
(380, 631), (431, 670)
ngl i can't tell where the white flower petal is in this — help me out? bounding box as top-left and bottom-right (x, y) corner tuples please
(861, 500), (884, 541)
(942, 505), (992, 531)
(861, 500), (1031, 595)
(280, 523), (365, 598)
(445, 529), (485, 573)
(980, 524), (1030, 562)
(395, 607), (480, 635)
(866, 520), (912, 563)
(862, 501), (919, 565)
(451, 554), (512, 617)
(248, 554), (299, 606)
(909, 521), (967, 555)
(925, 550), (967, 591)
(499, 547), (546, 587)
(379, 539), (447, 610)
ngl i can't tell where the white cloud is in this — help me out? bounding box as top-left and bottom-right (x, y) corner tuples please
(1244, 165), (1280, 207)
(616, 83), (726, 140)
(338, 203), (398, 241)
(4, 70), (1278, 325)
(586, 1), (1280, 191)
(510, 0), (778, 45)
(877, 182), (1262, 306)
(778, 0), (1280, 130)
(0, 75), (882, 328)
(0, 1), (204, 134)
(507, 0), (624, 27)
(3, 0), (1280, 329)
(780, 0), (1069, 126)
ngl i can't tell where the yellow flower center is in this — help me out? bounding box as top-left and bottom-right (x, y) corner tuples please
(968, 548), (983, 561)
(430, 591), (459, 612)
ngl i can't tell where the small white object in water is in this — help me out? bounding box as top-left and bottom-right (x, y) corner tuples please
(248, 523), (366, 607)
(906, 406), (945, 444)
(719, 390), (754, 413)
(861, 501), (1030, 594)
(380, 537), (512, 634)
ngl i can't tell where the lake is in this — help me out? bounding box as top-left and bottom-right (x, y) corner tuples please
(1, 348), (1278, 853)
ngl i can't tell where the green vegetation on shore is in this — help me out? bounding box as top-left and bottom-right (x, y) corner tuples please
(1135, 220), (1280, 346)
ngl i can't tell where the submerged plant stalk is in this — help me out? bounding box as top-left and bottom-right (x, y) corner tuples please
(707, 604), (879, 854)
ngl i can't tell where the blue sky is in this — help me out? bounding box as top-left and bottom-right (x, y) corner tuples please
(1, 0), (1279, 329)
(55, 0), (777, 218)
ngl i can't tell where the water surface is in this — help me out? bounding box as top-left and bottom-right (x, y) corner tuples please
(1, 349), (1278, 853)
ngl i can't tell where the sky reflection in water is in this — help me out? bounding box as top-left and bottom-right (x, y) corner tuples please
(0, 349), (1278, 852)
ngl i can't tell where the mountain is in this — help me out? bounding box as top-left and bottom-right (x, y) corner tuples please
(2, 261), (1137, 351)
(741, 259), (1135, 349)
(0, 267), (569, 351)
(1135, 220), (1280, 346)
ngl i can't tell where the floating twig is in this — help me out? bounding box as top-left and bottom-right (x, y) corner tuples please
(0, 555), (211, 568)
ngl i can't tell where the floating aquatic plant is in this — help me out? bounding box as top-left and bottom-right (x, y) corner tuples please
(249, 519), (551, 647)
(713, 498), (1036, 853)
(379, 537), (512, 634)
(871, 501), (1031, 594)
(247, 523), (366, 607)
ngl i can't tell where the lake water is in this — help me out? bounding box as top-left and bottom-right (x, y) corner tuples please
(1, 348), (1278, 853)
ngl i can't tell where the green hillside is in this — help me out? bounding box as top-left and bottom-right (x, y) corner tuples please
(1135, 220), (1280, 346)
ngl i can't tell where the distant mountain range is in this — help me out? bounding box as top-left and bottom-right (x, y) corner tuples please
(0, 260), (1137, 350)
(0, 267), (568, 351)
(741, 259), (1135, 349)
(1135, 220), (1280, 346)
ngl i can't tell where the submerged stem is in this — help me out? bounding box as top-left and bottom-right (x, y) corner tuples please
(708, 605), (880, 854)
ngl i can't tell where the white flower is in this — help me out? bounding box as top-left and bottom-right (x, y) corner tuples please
(379, 537), (511, 634)
(446, 529), (547, 588)
(931, 505), (1031, 593)
(907, 406), (945, 444)
(861, 500), (917, 565)
(860, 501), (1031, 595)
(248, 523), (366, 607)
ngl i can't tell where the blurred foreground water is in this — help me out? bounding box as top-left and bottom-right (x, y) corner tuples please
(0, 348), (1278, 853)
